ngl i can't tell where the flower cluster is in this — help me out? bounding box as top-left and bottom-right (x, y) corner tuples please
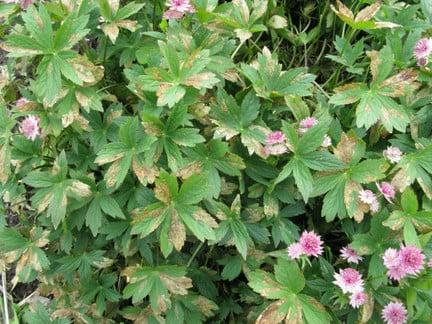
(413, 38), (432, 66)
(163, 0), (195, 20)
(263, 131), (288, 157)
(19, 115), (40, 141)
(333, 268), (366, 308)
(298, 116), (318, 134)
(382, 302), (408, 324)
(287, 230), (323, 259)
(383, 146), (403, 164)
(358, 189), (380, 213)
(340, 246), (363, 264)
(383, 246), (425, 281)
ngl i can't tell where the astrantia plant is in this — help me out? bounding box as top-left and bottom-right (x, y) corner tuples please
(1, 0), (432, 323)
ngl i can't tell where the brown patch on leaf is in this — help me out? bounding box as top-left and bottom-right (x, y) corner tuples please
(168, 210), (186, 251)
(334, 132), (356, 164)
(255, 300), (286, 324)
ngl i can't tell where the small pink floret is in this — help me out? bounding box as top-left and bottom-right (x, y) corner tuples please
(382, 302), (407, 324)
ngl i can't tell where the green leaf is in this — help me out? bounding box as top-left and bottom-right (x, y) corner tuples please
(401, 188), (418, 214)
(99, 195), (125, 219)
(350, 159), (388, 184)
(274, 258), (305, 294)
(176, 175), (208, 205)
(403, 221), (420, 247)
(231, 218), (250, 260)
(86, 198), (103, 236)
(298, 294), (331, 324)
(292, 159), (314, 201)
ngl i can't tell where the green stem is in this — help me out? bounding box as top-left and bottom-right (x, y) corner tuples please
(187, 241), (205, 267)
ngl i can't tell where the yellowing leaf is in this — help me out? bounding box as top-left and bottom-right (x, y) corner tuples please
(168, 210), (186, 251)
(102, 23), (120, 43)
(355, 2), (381, 22)
(256, 300), (286, 324)
(132, 157), (158, 185)
(334, 132), (357, 164)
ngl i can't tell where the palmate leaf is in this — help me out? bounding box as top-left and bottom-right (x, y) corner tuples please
(331, 0), (400, 30)
(330, 46), (418, 133)
(23, 152), (92, 228)
(248, 258), (331, 324)
(211, 89), (267, 156)
(240, 47), (315, 99)
(213, 195), (253, 259)
(392, 143), (432, 199)
(273, 116), (344, 202)
(131, 171), (217, 257)
(95, 117), (156, 188)
(311, 132), (388, 222)
(183, 139), (245, 198)
(142, 105), (205, 171)
(123, 265), (192, 312)
(3, 4), (93, 104)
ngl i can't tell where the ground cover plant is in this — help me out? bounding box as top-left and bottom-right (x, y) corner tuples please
(1, 0), (432, 323)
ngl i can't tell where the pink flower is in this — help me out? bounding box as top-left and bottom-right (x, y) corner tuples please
(3, 0), (33, 9)
(299, 231), (323, 257)
(417, 57), (428, 67)
(287, 242), (304, 260)
(19, 115), (40, 141)
(377, 182), (396, 203)
(387, 265), (407, 281)
(383, 146), (402, 164)
(333, 268), (364, 294)
(167, 0), (195, 12)
(266, 131), (285, 145)
(383, 248), (406, 281)
(340, 246), (363, 264)
(163, 9), (185, 19)
(299, 117), (318, 133)
(358, 189), (376, 204)
(370, 199), (380, 213)
(349, 291), (366, 309)
(383, 248), (400, 269)
(263, 143), (288, 157)
(382, 302), (407, 324)
(15, 97), (30, 108)
(164, 0), (195, 19)
(413, 38), (432, 60)
(399, 245), (424, 275)
(321, 134), (332, 148)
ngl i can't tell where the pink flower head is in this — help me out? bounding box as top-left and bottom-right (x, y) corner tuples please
(358, 189), (376, 204)
(370, 199), (380, 214)
(417, 57), (428, 67)
(383, 248), (400, 269)
(387, 265), (407, 281)
(19, 115), (40, 141)
(383, 248), (407, 281)
(15, 97), (30, 108)
(263, 143), (288, 157)
(287, 242), (304, 260)
(349, 291), (367, 309)
(321, 134), (332, 148)
(377, 182), (396, 202)
(299, 231), (323, 257)
(399, 245), (424, 275)
(413, 38), (432, 60)
(382, 302), (407, 324)
(383, 146), (402, 164)
(164, 0), (195, 19)
(340, 246), (363, 264)
(163, 9), (185, 19)
(266, 131), (285, 145)
(4, 0), (33, 9)
(299, 117), (318, 133)
(333, 268), (364, 294)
